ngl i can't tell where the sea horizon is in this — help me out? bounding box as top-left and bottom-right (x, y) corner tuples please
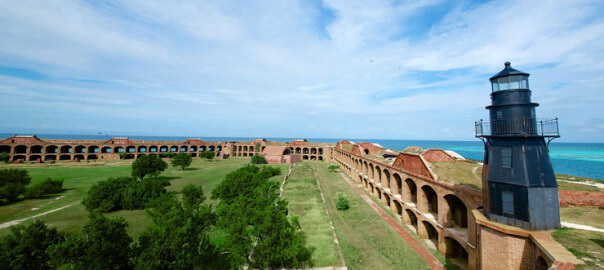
(2, 132), (603, 180)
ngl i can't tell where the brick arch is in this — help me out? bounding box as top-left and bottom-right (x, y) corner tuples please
(404, 178), (417, 204)
(421, 185), (438, 215)
(383, 168), (391, 189)
(393, 200), (403, 216)
(405, 209), (418, 232)
(14, 145), (27, 154)
(383, 192), (391, 207)
(30, 145), (43, 154)
(444, 194), (468, 228)
(393, 173), (402, 195)
(45, 145), (58, 154)
(420, 220), (439, 250)
(61, 145), (72, 153)
(363, 160), (368, 175)
(375, 165), (382, 183)
(369, 163), (374, 179)
(444, 237), (469, 269)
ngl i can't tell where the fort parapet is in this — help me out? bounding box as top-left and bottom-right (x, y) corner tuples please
(0, 135), (333, 163)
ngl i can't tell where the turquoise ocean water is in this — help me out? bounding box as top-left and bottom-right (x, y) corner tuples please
(2, 133), (603, 180)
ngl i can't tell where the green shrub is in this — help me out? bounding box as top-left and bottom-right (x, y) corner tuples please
(328, 165), (340, 173)
(0, 152), (9, 163)
(171, 153), (192, 170)
(200, 151), (215, 160)
(336, 195), (349, 211)
(0, 169), (31, 202)
(165, 152), (176, 158)
(251, 154), (267, 164)
(24, 178), (63, 199)
(131, 155), (167, 181)
(82, 176), (169, 212)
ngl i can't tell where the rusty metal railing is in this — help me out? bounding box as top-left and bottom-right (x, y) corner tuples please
(475, 118), (559, 137)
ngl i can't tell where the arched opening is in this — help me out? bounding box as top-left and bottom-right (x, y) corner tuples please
(393, 173), (402, 195)
(405, 209), (418, 232)
(189, 146), (197, 152)
(75, 145), (86, 153)
(243, 153), (248, 157)
(393, 200), (403, 216)
(138, 146), (147, 153)
(243, 146), (248, 152)
(296, 147), (301, 154)
(74, 154), (85, 161)
(30, 145), (43, 154)
(444, 194), (468, 228)
(149, 146), (158, 153)
(364, 149), (369, 155)
(60, 145), (72, 153)
(535, 256), (548, 270)
(44, 155), (56, 161)
(421, 221), (439, 250)
(375, 165), (382, 184)
(303, 155), (309, 160)
(15, 145), (27, 154)
(45, 145), (58, 153)
(29, 155), (42, 161)
(363, 161), (368, 176)
(405, 179), (417, 204)
(125, 154), (135, 159)
(101, 147), (112, 153)
(383, 193), (391, 207)
(377, 189), (382, 200)
(217, 146), (222, 151)
(445, 237), (469, 269)
(369, 163), (374, 179)
(126, 146), (135, 153)
(88, 154), (98, 160)
(13, 155), (26, 162)
(369, 183), (374, 194)
(319, 148), (323, 155)
(318, 156), (323, 161)
(170, 146), (178, 152)
(303, 148), (309, 154)
(421, 185), (438, 215)
(310, 156), (317, 160)
(200, 146), (206, 152)
(311, 148), (317, 154)
(114, 147), (124, 153)
(208, 146), (215, 151)
(190, 153), (197, 157)
(180, 146), (188, 152)
(88, 146), (99, 153)
(0, 145), (10, 153)
(383, 169), (391, 189)
(59, 155), (71, 160)
(160, 146), (168, 152)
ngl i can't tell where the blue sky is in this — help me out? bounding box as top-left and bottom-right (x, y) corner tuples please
(0, 0), (603, 142)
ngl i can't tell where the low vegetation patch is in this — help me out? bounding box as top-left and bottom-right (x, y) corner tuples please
(170, 153), (192, 170)
(251, 154), (267, 164)
(81, 176), (169, 212)
(336, 195), (349, 211)
(23, 178), (63, 199)
(553, 227), (604, 269)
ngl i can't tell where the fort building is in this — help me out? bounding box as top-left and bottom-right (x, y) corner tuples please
(0, 63), (582, 269)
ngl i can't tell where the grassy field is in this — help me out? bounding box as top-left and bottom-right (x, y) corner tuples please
(560, 206), (604, 229)
(0, 157), (290, 238)
(431, 161), (482, 190)
(313, 161), (429, 270)
(281, 163), (341, 267)
(553, 227), (604, 269)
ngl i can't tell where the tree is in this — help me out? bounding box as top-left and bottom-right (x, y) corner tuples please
(251, 154), (267, 164)
(0, 168), (31, 202)
(82, 176), (169, 213)
(0, 152), (9, 163)
(0, 220), (61, 269)
(254, 142), (261, 152)
(213, 165), (311, 269)
(328, 165), (340, 173)
(131, 155), (167, 181)
(171, 153), (192, 170)
(200, 151), (215, 161)
(336, 195), (349, 211)
(24, 178), (63, 199)
(134, 185), (221, 269)
(48, 212), (133, 269)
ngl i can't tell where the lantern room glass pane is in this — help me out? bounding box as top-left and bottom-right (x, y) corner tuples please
(521, 77), (528, 89)
(510, 76), (522, 89)
(498, 77), (510, 90)
(492, 81), (499, 91)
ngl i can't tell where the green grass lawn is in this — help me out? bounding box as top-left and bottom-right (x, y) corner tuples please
(281, 163), (341, 267)
(0, 157), (286, 238)
(312, 161), (429, 270)
(560, 206), (604, 229)
(553, 227), (604, 269)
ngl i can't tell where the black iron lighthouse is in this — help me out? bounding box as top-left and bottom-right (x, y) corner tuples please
(476, 62), (560, 230)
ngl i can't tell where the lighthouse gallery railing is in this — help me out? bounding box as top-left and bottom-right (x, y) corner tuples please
(475, 118), (559, 137)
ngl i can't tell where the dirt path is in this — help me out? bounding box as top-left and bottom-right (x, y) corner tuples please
(312, 165), (346, 268)
(561, 222), (604, 232)
(0, 204), (73, 229)
(336, 170), (445, 270)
